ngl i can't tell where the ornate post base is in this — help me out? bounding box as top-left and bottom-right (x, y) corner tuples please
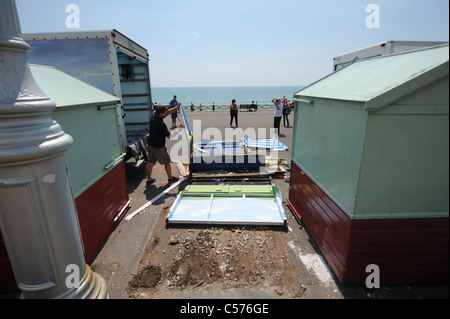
(0, 0), (108, 299)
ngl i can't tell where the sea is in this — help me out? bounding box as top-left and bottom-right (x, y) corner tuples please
(151, 86), (304, 111)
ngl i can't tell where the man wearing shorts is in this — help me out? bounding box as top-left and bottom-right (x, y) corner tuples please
(146, 105), (180, 185)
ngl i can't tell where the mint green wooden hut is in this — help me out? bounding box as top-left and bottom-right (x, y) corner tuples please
(288, 44), (449, 284)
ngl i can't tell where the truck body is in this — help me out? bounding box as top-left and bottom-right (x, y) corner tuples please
(23, 29), (153, 153)
(333, 40), (447, 71)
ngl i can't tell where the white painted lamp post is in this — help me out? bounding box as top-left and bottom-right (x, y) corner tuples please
(0, 0), (108, 298)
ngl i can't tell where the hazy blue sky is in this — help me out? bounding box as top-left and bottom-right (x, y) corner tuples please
(16, 0), (449, 87)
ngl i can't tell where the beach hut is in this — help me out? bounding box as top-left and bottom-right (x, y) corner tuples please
(0, 64), (130, 292)
(287, 44), (449, 284)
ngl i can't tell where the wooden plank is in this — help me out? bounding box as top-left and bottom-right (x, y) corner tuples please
(133, 159), (145, 168)
(125, 177), (188, 221)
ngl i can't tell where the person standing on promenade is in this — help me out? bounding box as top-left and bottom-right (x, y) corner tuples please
(230, 99), (239, 128)
(169, 95), (181, 129)
(283, 97), (290, 127)
(272, 98), (283, 135)
(146, 105), (181, 185)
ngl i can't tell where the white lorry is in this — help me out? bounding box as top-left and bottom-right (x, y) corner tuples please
(333, 40), (448, 71)
(23, 29), (153, 155)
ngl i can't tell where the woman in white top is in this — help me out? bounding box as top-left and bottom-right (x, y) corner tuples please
(272, 98), (283, 135)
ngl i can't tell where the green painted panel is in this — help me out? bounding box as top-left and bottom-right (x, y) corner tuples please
(52, 106), (122, 197)
(30, 64), (123, 198)
(184, 184), (274, 195)
(392, 77), (449, 107)
(355, 97), (449, 219)
(292, 98), (367, 215)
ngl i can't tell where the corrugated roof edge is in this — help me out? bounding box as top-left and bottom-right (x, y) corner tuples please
(23, 29), (114, 39)
(333, 40), (448, 61)
(23, 29), (149, 62)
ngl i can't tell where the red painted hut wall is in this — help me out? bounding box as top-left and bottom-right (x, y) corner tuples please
(346, 218), (449, 284)
(75, 161), (129, 263)
(288, 161), (449, 285)
(288, 161), (352, 282)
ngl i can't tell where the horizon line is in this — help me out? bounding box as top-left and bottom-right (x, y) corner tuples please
(152, 84), (306, 89)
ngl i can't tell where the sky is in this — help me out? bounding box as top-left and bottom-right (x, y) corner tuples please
(16, 0), (449, 87)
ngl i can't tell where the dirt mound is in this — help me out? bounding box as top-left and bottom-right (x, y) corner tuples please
(126, 204), (304, 298)
(128, 265), (162, 288)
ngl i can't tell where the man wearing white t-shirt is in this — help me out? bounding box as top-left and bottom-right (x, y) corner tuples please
(272, 98), (283, 136)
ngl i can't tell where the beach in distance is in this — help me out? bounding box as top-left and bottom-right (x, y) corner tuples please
(152, 86), (304, 110)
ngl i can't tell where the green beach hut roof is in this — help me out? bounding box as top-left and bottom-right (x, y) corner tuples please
(29, 64), (120, 109)
(295, 44), (449, 110)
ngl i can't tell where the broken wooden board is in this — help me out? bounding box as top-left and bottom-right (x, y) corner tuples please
(167, 184), (286, 226)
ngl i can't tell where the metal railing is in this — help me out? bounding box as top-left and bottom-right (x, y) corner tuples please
(153, 100), (296, 112)
(165, 101), (286, 112)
